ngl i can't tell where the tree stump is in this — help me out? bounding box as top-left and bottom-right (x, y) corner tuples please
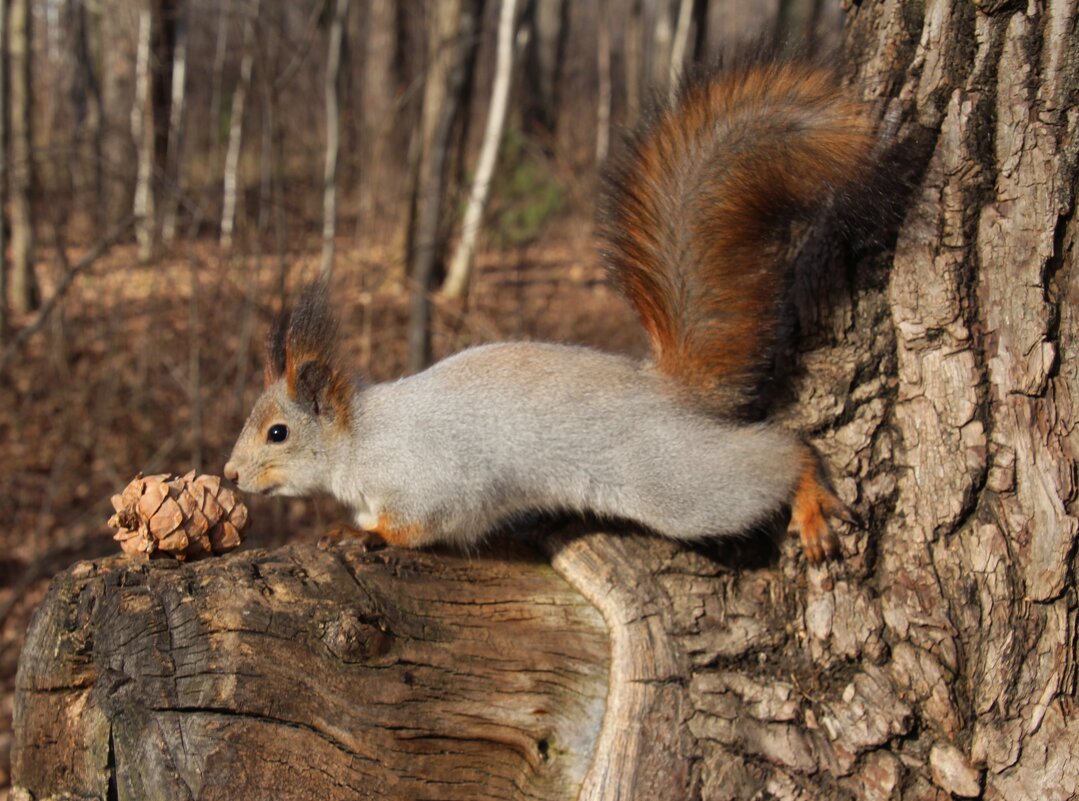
(12, 541), (610, 800)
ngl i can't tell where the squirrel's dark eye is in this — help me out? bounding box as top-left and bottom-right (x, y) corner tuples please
(267, 424), (289, 443)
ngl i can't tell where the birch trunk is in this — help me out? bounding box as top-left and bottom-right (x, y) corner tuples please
(9, 0), (37, 312)
(320, 0), (350, 281)
(131, 6), (154, 261)
(220, 0), (259, 251)
(441, 0), (518, 300)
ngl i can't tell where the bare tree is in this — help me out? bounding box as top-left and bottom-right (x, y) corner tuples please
(595, 0), (612, 163)
(623, 0), (643, 127)
(208, 0), (231, 162)
(357, 0), (397, 239)
(8, 0), (37, 312)
(521, 0), (566, 142)
(406, 0), (482, 372)
(0, 0), (6, 337)
(442, 0), (519, 300)
(651, 0), (674, 97)
(98, 0), (131, 227)
(67, 0), (106, 231)
(668, 0), (695, 96)
(320, 0), (351, 280)
(131, 5), (155, 261)
(221, 0), (260, 250)
(161, 0), (190, 243)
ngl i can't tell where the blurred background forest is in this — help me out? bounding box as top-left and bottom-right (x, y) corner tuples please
(0, 0), (836, 791)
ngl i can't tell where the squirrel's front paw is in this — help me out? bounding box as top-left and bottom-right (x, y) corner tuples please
(318, 526), (388, 552)
(789, 461), (845, 565)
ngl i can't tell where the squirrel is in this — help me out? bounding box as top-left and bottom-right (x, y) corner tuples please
(224, 58), (874, 564)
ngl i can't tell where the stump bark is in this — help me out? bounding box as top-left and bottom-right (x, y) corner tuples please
(12, 541), (609, 800)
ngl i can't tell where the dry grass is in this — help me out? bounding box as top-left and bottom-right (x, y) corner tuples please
(0, 227), (646, 792)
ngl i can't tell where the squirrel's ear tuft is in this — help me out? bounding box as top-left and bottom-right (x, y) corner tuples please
(264, 309), (291, 387)
(281, 283), (352, 424)
(294, 360), (335, 418)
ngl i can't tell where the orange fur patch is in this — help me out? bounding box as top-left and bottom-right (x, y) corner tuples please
(364, 512), (428, 548)
(788, 447), (843, 564)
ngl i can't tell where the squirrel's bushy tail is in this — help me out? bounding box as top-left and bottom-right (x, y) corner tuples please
(601, 58), (874, 415)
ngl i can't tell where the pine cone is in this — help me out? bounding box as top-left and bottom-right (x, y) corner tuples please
(109, 471), (250, 560)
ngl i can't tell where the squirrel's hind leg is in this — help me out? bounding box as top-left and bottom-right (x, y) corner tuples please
(788, 449), (845, 564)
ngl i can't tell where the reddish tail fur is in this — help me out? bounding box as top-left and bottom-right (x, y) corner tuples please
(601, 59), (874, 414)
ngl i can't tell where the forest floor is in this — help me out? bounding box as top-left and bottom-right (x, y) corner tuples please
(0, 228), (644, 796)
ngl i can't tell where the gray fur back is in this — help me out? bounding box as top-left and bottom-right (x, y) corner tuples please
(335, 343), (802, 545)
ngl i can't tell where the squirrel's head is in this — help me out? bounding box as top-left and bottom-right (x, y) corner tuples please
(224, 284), (354, 498)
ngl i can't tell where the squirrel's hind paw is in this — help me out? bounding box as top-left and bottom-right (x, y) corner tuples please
(788, 462), (845, 565)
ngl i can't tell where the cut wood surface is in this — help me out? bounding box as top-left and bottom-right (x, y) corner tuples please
(12, 541), (608, 800)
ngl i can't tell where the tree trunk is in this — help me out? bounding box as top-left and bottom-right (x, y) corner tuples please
(442, 0), (518, 300)
(406, 0), (480, 373)
(8, 0), (37, 312)
(161, 0), (189, 244)
(11, 3), (1079, 801)
(623, 0), (643, 129)
(131, 5), (155, 262)
(595, 0), (611, 163)
(208, 0), (230, 164)
(520, 0), (566, 143)
(0, 0), (7, 337)
(68, 0), (106, 232)
(98, 0), (130, 228)
(320, 0), (350, 281)
(357, 0), (397, 240)
(13, 543), (608, 800)
(651, 0), (674, 98)
(668, 0), (694, 97)
(220, 0), (259, 251)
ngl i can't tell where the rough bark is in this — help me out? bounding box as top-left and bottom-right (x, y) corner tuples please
(8, 0), (37, 312)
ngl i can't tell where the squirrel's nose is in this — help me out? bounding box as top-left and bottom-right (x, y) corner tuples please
(224, 462), (239, 484)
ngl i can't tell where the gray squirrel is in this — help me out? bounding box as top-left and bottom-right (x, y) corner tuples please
(224, 58), (874, 564)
